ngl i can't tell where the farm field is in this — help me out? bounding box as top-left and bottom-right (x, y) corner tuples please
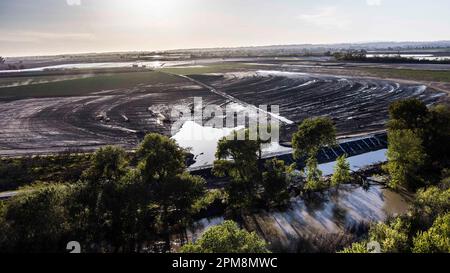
(0, 58), (447, 156)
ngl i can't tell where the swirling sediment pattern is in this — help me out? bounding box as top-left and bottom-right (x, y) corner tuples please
(0, 70), (445, 155)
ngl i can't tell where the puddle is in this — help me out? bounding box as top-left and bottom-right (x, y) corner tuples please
(188, 183), (410, 252)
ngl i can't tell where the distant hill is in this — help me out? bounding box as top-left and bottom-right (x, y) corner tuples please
(167, 41), (450, 54)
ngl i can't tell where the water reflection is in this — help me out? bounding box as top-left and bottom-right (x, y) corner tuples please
(188, 183), (410, 252)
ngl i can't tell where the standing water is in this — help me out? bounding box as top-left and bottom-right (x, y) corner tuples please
(187, 183), (411, 252)
(171, 120), (291, 169)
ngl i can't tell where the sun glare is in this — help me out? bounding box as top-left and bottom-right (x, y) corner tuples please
(116, 0), (178, 16)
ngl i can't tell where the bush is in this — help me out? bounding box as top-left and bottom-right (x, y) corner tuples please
(181, 221), (269, 253)
(413, 213), (450, 253)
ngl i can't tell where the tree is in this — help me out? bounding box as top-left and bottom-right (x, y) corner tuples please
(159, 172), (206, 229)
(388, 99), (429, 131)
(292, 117), (336, 161)
(106, 169), (159, 252)
(66, 147), (130, 251)
(262, 159), (291, 207)
(83, 146), (128, 183)
(0, 56), (5, 64)
(137, 133), (186, 182)
(413, 213), (450, 253)
(386, 100), (450, 188)
(1, 184), (71, 253)
(303, 156), (325, 192)
(386, 129), (426, 189)
(423, 104), (450, 171)
(180, 221), (269, 253)
(213, 130), (262, 209)
(137, 133), (206, 248)
(331, 155), (351, 188)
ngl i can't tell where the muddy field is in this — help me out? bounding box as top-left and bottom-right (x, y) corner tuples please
(190, 70), (445, 141)
(0, 72), (224, 155)
(0, 59), (447, 156)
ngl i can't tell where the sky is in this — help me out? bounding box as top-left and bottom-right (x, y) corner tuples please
(1, 0), (450, 57)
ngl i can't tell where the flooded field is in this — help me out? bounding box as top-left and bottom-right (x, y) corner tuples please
(0, 72), (224, 155)
(367, 54), (450, 61)
(0, 60), (446, 156)
(188, 183), (411, 252)
(190, 70), (444, 140)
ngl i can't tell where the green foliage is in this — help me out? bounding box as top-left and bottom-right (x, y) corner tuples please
(262, 159), (291, 207)
(104, 169), (159, 252)
(423, 104), (450, 170)
(331, 155), (351, 187)
(213, 130), (293, 209)
(363, 68), (450, 84)
(180, 221), (269, 253)
(386, 129), (425, 189)
(411, 186), (450, 228)
(83, 146), (128, 182)
(0, 133), (208, 253)
(413, 213), (450, 253)
(341, 218), (411, 254)
(0, 71), (180, 99)
(191, 189), (226, 214)
(292, 117), (336, 161)
(386, 100), (450, 190)
(338, 242), (369, 253)
(1, 184), (71, 252)
(304, 156), (325, 192)
(137, 133), (205, 212)
(137, 133), (186, 181)
(160, 173), (206, 225)
(213, 130), (262, 209)
(136, 133), (206, 247)
(68, 166), (160, 252)
(0, 153), (91, 192)
(369, 217), (411, 253)
(388, 98), (429, 131)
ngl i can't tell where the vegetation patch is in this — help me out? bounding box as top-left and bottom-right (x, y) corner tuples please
(360, 68), (450, 83)
(0, 71), (181, 98)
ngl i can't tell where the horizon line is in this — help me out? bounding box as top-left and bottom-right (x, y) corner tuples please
(4, 39), (450, 59)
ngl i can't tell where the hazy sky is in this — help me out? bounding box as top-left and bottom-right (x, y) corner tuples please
(1, 0), (450, 56)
